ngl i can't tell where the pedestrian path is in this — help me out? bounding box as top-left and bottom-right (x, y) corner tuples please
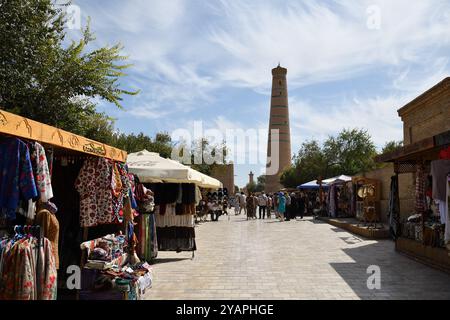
(145, 214), (450, 300)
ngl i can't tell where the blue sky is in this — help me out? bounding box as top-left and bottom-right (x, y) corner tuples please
(67, 0), (450, 187)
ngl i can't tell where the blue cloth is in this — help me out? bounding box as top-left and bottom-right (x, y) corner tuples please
(0, 137), (38, 220)
(277, 195), (286, 213)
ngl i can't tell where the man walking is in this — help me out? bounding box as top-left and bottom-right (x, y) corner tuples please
(258, 193), (268, 219)
(238, 192), (247, 216)
(285, 192), (291, 221)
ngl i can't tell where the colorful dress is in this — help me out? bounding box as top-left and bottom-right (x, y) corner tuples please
(75, 158), (114, 227)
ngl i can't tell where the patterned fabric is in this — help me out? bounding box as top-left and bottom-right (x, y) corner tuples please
(34, 142), (53, 202)
(415, 164), (427, 214)
(0, 137), (38, 220)
(111, 163), (131, 223)
(75, 158), (114, 227)
(0, 237), (57, 300)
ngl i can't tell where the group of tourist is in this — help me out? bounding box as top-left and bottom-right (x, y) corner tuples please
(232, 191), (310, 222)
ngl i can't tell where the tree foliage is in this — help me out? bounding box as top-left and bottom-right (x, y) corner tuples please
(0, 0), (138, 138)
(382, 140), (403, 154)
(280, 129), (378, 188)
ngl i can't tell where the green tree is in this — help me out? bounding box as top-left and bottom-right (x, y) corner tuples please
(0, 0), (138, 140)
(381, 140), (403, 154)
(280, 129), (377, 188)
(245, 181), (257, 194)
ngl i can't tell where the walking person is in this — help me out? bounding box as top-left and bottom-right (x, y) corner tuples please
(290, 192), (297, 219)
(246, 193), (256, 220)
(285, 192), (291, 221)
(258, 193), (268, 219)
(239, 192), (247, 216)
(266, 194), (272, 219)
(273, 193), (279, 219)
(277, 192), (286, 222)
(298, 192), (305, 219)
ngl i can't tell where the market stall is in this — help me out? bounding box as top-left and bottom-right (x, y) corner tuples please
(127, 150), (221, 258)
(376, 130), (450, 272)
(352, 176), (381, 227)
(0, 109), (153, 300)
(324, 175), (352, 218)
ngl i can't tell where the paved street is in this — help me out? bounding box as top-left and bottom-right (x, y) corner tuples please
(146, 213), (450, 300)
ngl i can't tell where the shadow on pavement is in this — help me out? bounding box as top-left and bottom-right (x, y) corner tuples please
(151, 258), (192, 265)
(329, 240), (450, 300)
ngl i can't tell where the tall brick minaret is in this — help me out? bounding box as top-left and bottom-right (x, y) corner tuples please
(265, 64), (292, 193)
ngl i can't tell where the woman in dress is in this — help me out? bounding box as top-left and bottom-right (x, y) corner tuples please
(246, 193), (256, 220)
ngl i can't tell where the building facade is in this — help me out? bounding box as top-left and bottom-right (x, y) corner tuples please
(210, 163), (235, 195)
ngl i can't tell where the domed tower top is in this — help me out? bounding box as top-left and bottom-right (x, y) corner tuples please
(272, 64), (287, 76)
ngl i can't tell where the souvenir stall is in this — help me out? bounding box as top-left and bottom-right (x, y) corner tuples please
(324, 175), (352, 218)
(0, 110), (153, 300)
(127, 150), (221, 259)
(352, 176), (381, 227)
(377, 130), (450, 273)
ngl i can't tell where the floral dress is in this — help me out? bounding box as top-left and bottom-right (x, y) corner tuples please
(75, 158), (114, 227)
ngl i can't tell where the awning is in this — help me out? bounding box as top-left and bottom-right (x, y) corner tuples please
(297, 180), (329, 190)
(322, 175), (352, 185)
(127, 150), (222, 189)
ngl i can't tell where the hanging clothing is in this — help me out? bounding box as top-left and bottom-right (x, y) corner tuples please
(154, 204), (194, 227)
(0, 237), (57, 300)
(388, 175), (400, 240)
(431, 160), (450, 202)
(329, 186), (336, 218)
(415, 164), (427, 214)
(35, 208), (60, 269)
(0, 137), (38, 221)
(445, 175), (450, 244)
(75, 158), (114, 227)
(33, 142), (53, 202)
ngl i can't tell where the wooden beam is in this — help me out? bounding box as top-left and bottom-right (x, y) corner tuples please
(0, 109), (127, 162)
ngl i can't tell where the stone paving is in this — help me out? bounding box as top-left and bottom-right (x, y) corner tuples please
(145, 213), (450, 300)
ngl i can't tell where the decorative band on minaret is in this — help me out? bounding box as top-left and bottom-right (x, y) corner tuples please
(265, 65), (292, 193)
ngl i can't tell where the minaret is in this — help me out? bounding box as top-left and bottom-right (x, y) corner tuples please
(249, 171), (254, 185)
(265, 64), (292, 193)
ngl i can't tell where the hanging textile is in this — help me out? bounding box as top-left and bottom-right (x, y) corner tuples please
(445, 175), (450, 245)
(388, 175), (400, 240)
(329, 185), (336, 218)
(33, 142), (53, 203)
(35, 207), (60, 269)
(0, 137), (38, 222)
(0, 234), (57, 300)
(75, 158), (114, 227)
(415, 164), (427, 214)
(430, 160), (450, 202)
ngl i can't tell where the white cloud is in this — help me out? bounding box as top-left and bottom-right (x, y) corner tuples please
(289, 94), (405, 152)
(209, 0), (450, 90)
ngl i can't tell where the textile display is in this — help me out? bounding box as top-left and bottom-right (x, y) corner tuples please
(431, 160), (450, 202)
(0, 236), (57, 300)
(0, 137), (38, 222)
(415, 164), (427, 214)
(388, 175), (400, 240)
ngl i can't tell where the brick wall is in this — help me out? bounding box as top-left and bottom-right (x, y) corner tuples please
(211, 164), (235, 195)
(360, 164), (415, 222)
(400, 80), (450, 145)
